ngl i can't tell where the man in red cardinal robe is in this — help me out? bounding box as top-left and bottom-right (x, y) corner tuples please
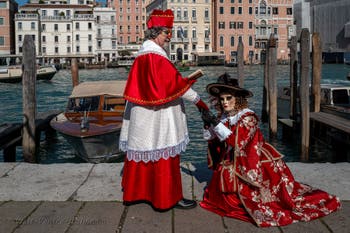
(119, 9), (209, 210)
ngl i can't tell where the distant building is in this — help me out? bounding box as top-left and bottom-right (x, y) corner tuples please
(294, 0), (350, 63)
(146, 0), (212, 64)
(30, 0), (95, 5)
(14, 1), (120, 65)
(94, 6), (118, 62)
(0, 0), (18, 56)
(213, 0), (294, 64)
(114, 0), (145, 45)
(15, 3), (95, 64)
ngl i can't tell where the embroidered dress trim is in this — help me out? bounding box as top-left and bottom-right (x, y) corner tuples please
(120, 135), (189, 163)
(223, 108), (254, 126)
(124, 85), (194, 105)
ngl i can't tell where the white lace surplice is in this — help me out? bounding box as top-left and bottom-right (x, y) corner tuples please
(119, 88), (199, 163)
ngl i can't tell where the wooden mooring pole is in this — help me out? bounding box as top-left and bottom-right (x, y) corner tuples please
(267, 34), (278, 139)
(289, 36), (298, 122)
(71, 58), (79, 87)
(299, 28), (310, 161)
(261, 46), (269, 123)
(312, 33), (322, 113)
(237, 40), (244, 87)
(22, 35), (37, 163)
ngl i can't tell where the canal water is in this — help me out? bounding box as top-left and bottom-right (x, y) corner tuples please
(1, 64), (349, 163)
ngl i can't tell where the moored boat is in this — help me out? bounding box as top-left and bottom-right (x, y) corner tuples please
(277, 84), (350, 120)
(0, 65), (57, 83)
(224, 61), (238, 67)
(50, 80), (126, 163)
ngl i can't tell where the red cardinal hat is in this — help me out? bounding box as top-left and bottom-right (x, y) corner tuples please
(147, 9), (174, 29)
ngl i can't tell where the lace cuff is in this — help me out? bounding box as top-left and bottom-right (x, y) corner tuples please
(213, 122), (232, 141)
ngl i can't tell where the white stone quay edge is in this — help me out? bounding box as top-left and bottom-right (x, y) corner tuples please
(0, 162), (349, 201)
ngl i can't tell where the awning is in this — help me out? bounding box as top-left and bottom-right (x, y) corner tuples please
(70, 80), (126, 98)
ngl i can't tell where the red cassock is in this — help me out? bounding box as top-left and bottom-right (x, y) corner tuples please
(121, 52), (195, 210)
(200, 111), (341, 227)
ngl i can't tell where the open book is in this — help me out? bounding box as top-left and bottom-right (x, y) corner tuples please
(187, 69), (204, 80)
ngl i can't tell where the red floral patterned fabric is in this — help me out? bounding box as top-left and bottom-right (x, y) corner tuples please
(200, 111), (341, 227)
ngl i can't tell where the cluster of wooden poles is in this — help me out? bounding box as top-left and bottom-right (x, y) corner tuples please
(235, 28), (322, 161)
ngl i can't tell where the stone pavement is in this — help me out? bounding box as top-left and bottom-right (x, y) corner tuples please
(0, 162), (349, 233)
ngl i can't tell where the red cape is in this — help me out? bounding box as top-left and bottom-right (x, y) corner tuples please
(123, 53), (196, 106)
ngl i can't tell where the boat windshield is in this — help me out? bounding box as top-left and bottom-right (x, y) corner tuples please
(103, 96), (125, 112)
(321, 88), (350, 105)
(332, 89), (350, 105)
(66, 96), (100, 112)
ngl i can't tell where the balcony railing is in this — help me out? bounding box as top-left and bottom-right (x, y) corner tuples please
(15, 14), (39, 20)
(16, 14), (94, 21)
(96, 20), (116, 24)
(73, 14), (94, 20)
(174, 17), (189, 23)
(41, 15), (71, 21)
(256, 34), (278, 40)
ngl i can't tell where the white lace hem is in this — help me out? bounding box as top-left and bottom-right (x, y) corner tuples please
(119, 136), (189, 163)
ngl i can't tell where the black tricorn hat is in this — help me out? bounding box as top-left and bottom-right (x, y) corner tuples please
(206, 73), (253, 98)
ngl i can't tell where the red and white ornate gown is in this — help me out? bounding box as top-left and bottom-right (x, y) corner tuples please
(199, 108), (341, 227)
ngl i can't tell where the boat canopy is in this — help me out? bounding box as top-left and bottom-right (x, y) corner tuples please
(70, 80), (126, 98)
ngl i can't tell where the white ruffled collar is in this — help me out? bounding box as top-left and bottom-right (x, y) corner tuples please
(220, 108), (254, 126)
(137, 40), (169, 60)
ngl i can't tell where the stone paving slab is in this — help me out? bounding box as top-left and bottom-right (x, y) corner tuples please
(321, 200), (350, 233)
(74, 163), (123, 201)
(180, 162), (196, 200)
(0, 162), (18, 177)
(0, 201), (349, 233)
(0, 201), (40, 233)
(224, 217), (280, 233)
(0, 162), (349, 202)
(186, 162), (213, 201)
(14, 202), (82, 233)
(287, 163), (350, 201)
(174, 206), (225, 233)
(0, 163), (94, 201)
(279, 219), (330, 233)
(67, 202), (124, 233)
(122, 203), (172, 233)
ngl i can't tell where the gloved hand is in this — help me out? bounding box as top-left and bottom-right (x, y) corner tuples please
(195, 99), (209, 112)
(201, 109), (220, 127)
